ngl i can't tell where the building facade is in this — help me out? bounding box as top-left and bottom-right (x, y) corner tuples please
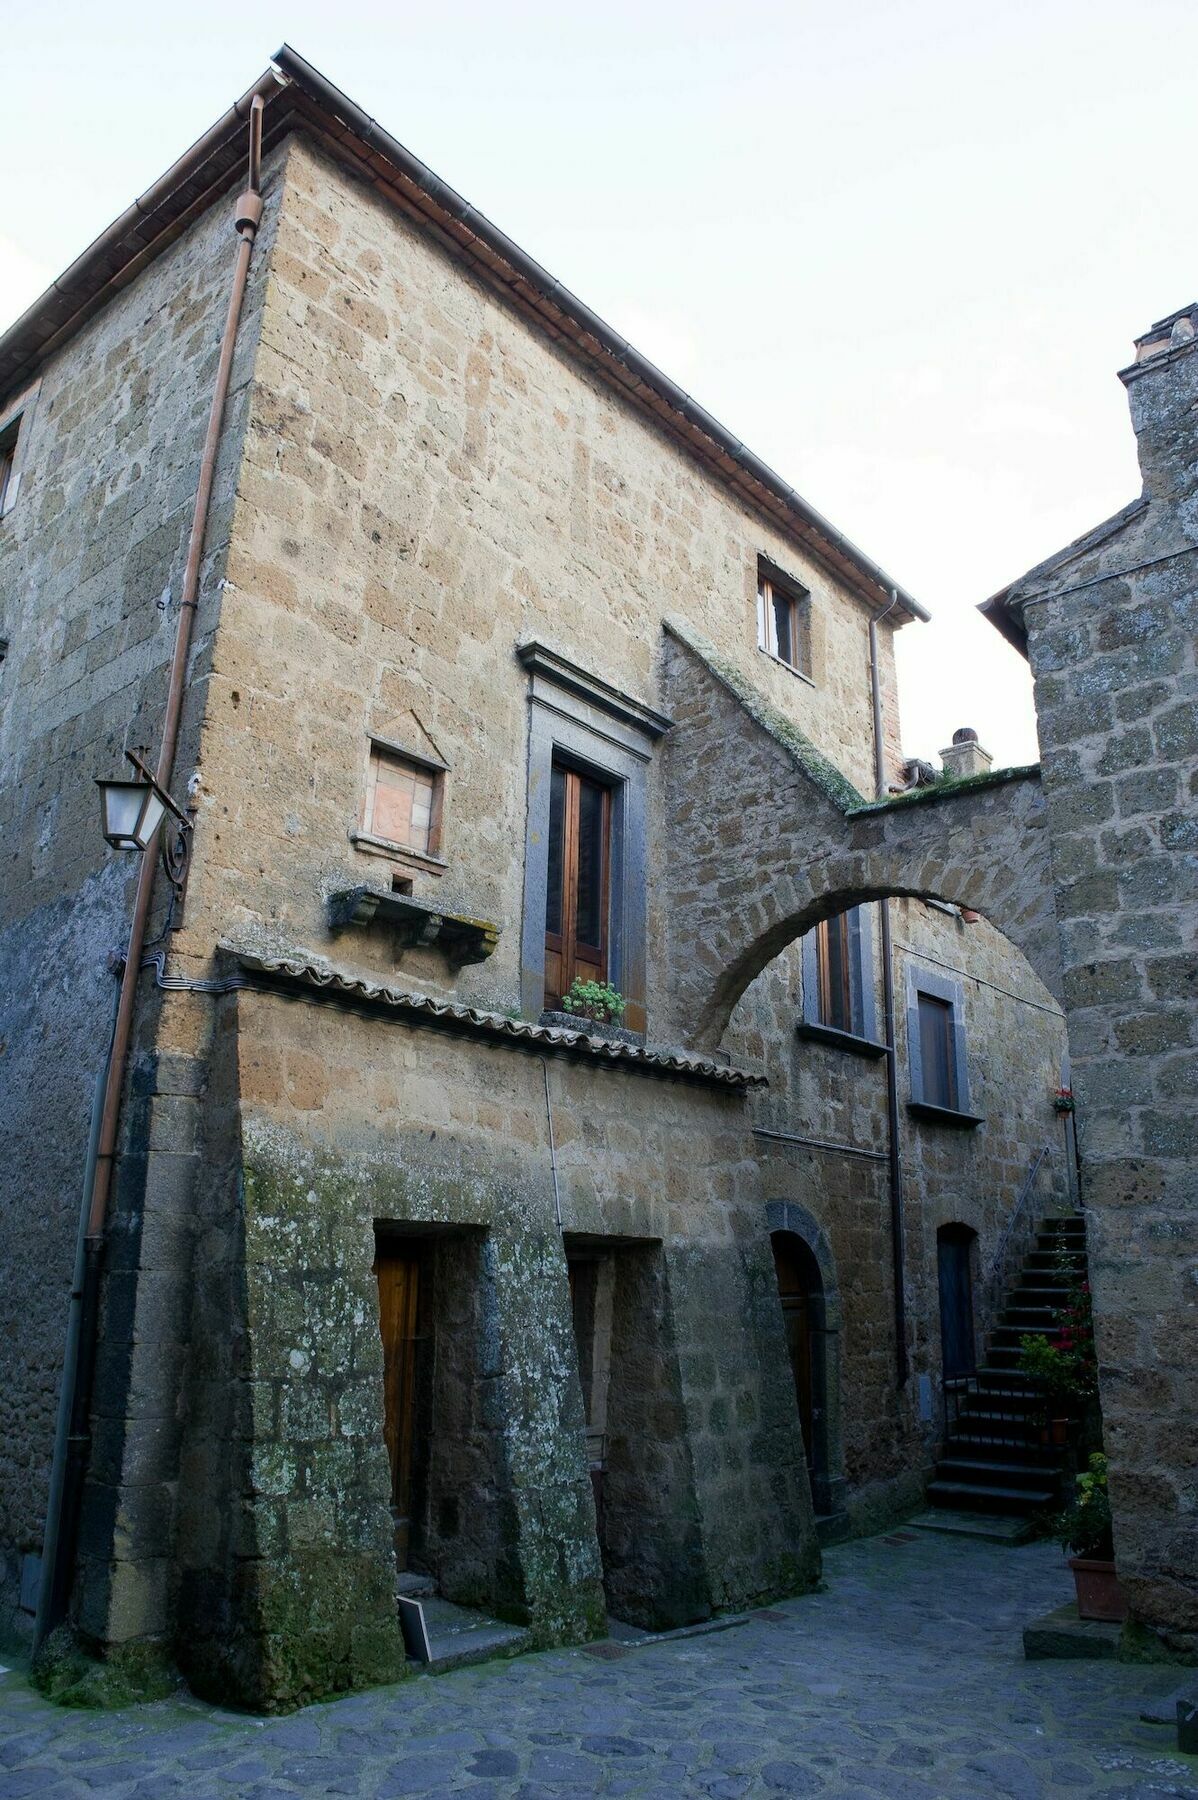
(982, 305), (1198, 1662)
(0, 53), (1072, 1708)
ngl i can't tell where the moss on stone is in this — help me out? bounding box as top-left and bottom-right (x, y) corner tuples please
(31, 1627), (178, 1709)
(847, 764), (1042, 815)
(663, 618), (866, 812)
(1117, 1616), (1198, 1667)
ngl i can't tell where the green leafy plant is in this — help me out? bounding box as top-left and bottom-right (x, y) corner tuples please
(1056, 1453), (1114, 1560)
(1018, 1250), (1098, 1410)
(560, 978), (626, 1025)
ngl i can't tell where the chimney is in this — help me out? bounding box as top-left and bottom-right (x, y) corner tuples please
(1121, 302), (1198, 508)
(939, 726), (992, 781)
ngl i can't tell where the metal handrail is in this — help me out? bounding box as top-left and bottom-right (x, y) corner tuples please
(987, 1144), (1053, 1303)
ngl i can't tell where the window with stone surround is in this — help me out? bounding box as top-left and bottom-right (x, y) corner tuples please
(757, 561), (811, 677)
(0, 428), (16, 516)
(799, 906), (880, 1052)
(517, 641), (672, 1035)
(906, 964), (979, 1125)
(351, 739), (448, 876)
(0, 380), (39, 521)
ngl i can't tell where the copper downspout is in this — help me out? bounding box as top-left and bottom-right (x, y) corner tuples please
(87, 98), (263, 1237)
(39, 100), (266, 1645)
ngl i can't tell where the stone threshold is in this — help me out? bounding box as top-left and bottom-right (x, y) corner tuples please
(223, 944), (767, 1090)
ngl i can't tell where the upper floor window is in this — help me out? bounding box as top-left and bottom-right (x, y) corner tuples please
(518, 640), (670, 1034)
(917, 993), (957, 1109)
(0, 426), (17, 515)
(757, 564), (811, 676)
(799, 906), (879, 1051)
(545, 761), (612, 1007)
(0, 381), (39, 521)
(906, 965), (979, 1125)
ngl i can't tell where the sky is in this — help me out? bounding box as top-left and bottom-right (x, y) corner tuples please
(2, 0), (1194, 769)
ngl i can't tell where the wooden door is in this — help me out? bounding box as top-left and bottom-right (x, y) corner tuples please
(772, 1234), (817, 1477)
(937, 1227), (976, 1380)
(374, 1243), (422, 1567)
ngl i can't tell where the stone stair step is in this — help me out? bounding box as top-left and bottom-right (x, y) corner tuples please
(936, 1457), (1061, 1485)
(927, 1478), (1056, 1513)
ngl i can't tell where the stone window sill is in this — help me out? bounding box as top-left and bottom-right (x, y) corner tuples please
(540, 1008), (645, 1048)
(349, 828), (447, 877)
(796, 1020), (887, 1059)
(907, 1100), (984, 1130)
(758, 646), (815, 688)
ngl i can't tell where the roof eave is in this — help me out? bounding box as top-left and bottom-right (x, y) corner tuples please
(0, 45), (929, 626)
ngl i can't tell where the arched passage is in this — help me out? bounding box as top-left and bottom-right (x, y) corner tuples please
(660, 621), (1059, 1049)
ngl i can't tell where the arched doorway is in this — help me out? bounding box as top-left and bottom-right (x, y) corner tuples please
(771, 1230), (831, 1513)
(937, 1224), (978, 1382)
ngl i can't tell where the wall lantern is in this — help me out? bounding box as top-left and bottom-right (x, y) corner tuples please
(96, 750), (193, 896)
(97, 776), (167, 852)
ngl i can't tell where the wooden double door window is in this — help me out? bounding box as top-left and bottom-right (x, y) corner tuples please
(545, 762), (612, 1007)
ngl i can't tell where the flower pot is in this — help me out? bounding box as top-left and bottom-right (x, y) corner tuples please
(1051, 1417), (1071, 1448)
(1069, 1555), (1127, 1623)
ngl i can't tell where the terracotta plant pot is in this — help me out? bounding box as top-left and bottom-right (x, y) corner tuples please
(1069, 1555), (1127, 1623)
(1051, 1417), (1071, 1447)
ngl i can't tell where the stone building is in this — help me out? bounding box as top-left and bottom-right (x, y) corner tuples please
(981, 304), (1198, 1662)
(0, 49), (1074, 1708)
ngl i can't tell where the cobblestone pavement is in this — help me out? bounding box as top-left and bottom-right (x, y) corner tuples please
(2, 1532), (1196, 1798)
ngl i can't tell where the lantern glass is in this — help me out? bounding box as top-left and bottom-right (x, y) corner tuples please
(97, 779), (166, 852)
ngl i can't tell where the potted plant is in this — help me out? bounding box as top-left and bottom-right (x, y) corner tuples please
(1056, 1454), (1126, 1622)
(1052, 1086), (1076, 1115)
(559, 978), (626, 1028)
(1017, 1255), (1100, 1454)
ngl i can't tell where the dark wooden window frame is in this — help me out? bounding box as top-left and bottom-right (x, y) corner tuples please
(544, 757), (613, 1007)
(799, 905), (881, 1052)
(518, 642), (671, 1036)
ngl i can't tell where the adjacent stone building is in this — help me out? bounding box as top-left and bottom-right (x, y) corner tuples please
(982, 305), (1198, 1661)
(0, 48), (1089, 1710)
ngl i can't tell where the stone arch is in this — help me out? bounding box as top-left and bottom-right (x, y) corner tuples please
(765, 1199), (845, 1518)
(660, 621), (1059, 1048)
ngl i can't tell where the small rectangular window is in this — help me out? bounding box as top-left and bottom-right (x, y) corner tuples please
(544, 761), (612, 1008)
(757, 566), (810, 675)
(0, 423), (18, 516)
(365, 746), (443, 858)
(917, 991), (958, 1110)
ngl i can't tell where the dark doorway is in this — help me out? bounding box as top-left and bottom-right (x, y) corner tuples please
(937, 1224), (977, 1381)
(770, 1231), (830, 1510)
(373, 1237), (427, 1569)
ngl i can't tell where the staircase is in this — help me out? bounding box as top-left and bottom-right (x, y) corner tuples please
(927, 1212), (1087, 1518)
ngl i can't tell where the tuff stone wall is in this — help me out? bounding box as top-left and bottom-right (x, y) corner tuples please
(168, 133), (911, 1022)
(1005, 307), (1198, 1658)
(0, 161), (281, 1644)
(659, 623), (1060, 1045)
(726, 901), (1071, 1531)
(167, 983), (817, 1706)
